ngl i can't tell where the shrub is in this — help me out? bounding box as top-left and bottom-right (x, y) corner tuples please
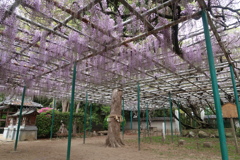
(38, 107), (52, 113)
(36, 110), (83, 138)
(236, 127), (240, 137)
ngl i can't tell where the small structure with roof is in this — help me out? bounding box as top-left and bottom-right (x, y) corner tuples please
(222, 103), (238, 118)
(3, 108), (40, 141)
(222, 102), (240, 153)
(222, 102), (239, 128)
(0, 98), (43, 141)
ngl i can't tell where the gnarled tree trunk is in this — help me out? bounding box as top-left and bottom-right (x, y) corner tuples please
(75, 102), (80, 113)
(105, 88), (124, 147)
(62, 99), (69, 112)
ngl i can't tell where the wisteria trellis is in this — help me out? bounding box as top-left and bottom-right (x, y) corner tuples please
(0, 0), (240, 110)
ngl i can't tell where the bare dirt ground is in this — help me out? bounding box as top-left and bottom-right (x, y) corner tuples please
(0, 134), (222, 160)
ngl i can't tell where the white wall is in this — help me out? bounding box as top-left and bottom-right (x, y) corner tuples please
(125, 119), (179, 132)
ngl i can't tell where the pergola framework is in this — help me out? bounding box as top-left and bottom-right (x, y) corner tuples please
(0, 0), (239, 112)
(1, 0), (240, 159)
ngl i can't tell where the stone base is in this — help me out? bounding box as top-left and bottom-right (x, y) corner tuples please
(3, 126), (15, 140)
(3, 127), (9, 139)
(3, 126), (38, 141)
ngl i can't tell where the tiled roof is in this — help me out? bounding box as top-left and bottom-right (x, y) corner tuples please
(9, 108), (39, 117)
(0, 99), (43, 108)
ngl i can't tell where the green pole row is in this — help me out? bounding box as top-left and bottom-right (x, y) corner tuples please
(168, 92), (173, 143)
(66, 62), (77, 160)
(201, 10), (228, 160)
(137, 83), (141, 151)
(14, 85), (26, 151)
(50, 98), (56, 140)
(229, 64), (240, 124)
(83, 92), (88, 144)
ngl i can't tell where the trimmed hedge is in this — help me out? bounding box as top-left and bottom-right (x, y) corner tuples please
(36, 110), (83, 138)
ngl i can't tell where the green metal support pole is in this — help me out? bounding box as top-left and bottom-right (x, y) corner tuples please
(83, 92), (88, 144)
(89, 103), (92, 132)
(168, 92), (173, 143)
(50, 98), (56, 140)
(14, 85), (26, 151)
(122, 98), (125, 139)
(130, 110), (133, 130)
(229, 64), (240, 124)
(202, 10), (228, 160)
(177, 102), (182, 136)
(137, 83), (141, 151)
(66, 62), (77, 160)
(146, 103), (149, 131)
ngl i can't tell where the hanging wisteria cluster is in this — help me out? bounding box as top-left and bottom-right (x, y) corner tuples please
(0, 0), (239, 106)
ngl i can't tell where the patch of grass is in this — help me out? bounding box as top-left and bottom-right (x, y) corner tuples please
(159, 152), (163, 155)
(126, 129), (240, 159)
(140, 132), (240, 159)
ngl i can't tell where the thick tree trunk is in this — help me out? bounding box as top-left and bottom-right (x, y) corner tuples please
(62, 99), (69, 112)
(66, 102), (69, 112)
(75, 102), (80, 113)
(105, 88), (124, 147)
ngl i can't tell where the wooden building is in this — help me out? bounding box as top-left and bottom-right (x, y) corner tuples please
(3, 108), (40, 141)
(0, 99), (43, 133)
